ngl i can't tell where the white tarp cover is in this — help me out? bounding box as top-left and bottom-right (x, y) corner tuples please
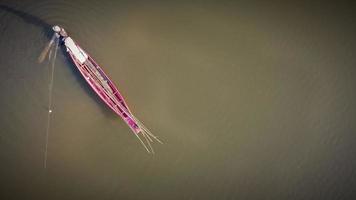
(64, 37), (88, 64)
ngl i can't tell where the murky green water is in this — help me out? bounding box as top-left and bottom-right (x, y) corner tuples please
(1, 1), (356, 199)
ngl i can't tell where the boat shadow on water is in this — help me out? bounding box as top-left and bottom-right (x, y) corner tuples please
(0, 4), (52, 38)
(0, 4), (119, 119)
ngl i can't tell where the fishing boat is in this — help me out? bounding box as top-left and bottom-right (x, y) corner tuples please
(41, 25), (161, 154)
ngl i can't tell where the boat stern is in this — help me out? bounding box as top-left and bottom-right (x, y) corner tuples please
(52, 25), (68, 38)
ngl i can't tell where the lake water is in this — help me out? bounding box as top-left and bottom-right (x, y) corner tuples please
(1, 1), (356, 199)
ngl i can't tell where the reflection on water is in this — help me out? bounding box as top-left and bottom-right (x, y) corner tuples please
(0, 0), (356, 199)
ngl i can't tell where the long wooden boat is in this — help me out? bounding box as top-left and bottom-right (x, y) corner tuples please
(52, 25), (160, 152)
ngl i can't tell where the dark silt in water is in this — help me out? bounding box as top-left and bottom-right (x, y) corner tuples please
(1, 1), (356, 199)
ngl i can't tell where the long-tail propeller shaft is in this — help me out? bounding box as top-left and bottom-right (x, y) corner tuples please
(38, 33), (57, 63)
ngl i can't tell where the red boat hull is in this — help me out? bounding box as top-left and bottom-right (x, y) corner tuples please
(66, 41), (141, 134)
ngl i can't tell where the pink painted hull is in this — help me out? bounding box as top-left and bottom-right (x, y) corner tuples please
(66, 39), (141, 134)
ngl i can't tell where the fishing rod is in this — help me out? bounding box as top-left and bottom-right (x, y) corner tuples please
(41, 34), (59, 168)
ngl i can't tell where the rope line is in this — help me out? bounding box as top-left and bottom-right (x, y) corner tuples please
(44, 37), (58, 169)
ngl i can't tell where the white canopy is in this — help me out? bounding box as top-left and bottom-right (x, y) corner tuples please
(64, 37), (88, 64)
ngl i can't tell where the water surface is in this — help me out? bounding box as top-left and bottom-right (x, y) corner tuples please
(0, 1), (356, 199)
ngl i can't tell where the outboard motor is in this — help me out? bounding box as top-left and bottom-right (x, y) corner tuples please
(52, 25), (68, 39)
